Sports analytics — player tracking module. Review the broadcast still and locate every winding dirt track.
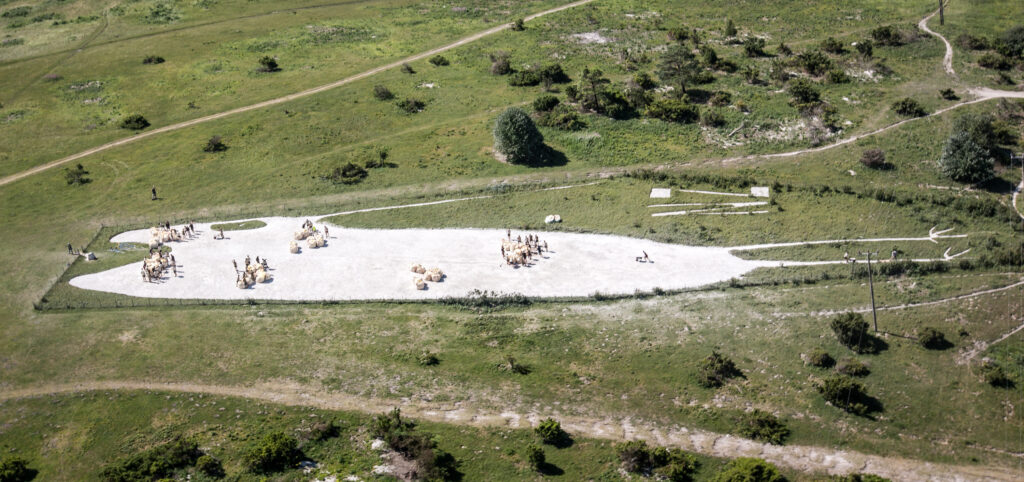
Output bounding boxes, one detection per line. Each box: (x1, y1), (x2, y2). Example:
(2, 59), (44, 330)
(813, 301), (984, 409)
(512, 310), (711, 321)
(0, 0), (596, 188)
(0, 381), (1018, 481)
(918, 1), (956, 77)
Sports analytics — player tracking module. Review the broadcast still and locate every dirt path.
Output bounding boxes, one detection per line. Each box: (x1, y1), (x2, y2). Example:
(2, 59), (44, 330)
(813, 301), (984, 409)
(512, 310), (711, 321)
(919, 2), (956, 78)
(0, 0), (596, 188)
(0, 381), (1017, 481)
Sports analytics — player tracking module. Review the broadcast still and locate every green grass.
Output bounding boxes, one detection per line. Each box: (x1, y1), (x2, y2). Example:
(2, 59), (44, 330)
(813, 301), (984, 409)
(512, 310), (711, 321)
(211, 219), (267, 231)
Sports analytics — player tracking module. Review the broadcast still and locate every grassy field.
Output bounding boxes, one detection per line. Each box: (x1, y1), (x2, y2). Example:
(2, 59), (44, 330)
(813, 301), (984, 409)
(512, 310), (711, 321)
(1, 1), (1022, 479)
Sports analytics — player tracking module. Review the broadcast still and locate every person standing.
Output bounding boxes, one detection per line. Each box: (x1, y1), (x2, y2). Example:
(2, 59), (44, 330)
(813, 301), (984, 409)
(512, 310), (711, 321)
(67, 243), (73, 254)
(151, 186), (157, 200)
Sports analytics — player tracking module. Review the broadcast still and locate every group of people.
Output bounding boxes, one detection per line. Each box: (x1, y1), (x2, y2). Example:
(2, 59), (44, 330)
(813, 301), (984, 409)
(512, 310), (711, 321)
(501, 230), (548, 267)
(140, 249), (176, 282)
(233, 255), (271, 288)
(842, 248), (899, 265)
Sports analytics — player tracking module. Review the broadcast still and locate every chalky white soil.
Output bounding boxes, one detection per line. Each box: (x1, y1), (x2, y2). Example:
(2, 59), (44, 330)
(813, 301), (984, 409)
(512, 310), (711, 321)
(70, 217), (779, 300)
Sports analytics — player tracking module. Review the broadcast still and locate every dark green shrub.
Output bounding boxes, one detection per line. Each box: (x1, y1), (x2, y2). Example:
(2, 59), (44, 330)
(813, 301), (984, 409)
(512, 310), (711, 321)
(2, 6), (31, 18)
(100, 437), (201, 481)
(538, 63), (570, 84)
(371, 409), (460, 481)
(532, 95), (560, 112)
(808, 348), (835, 368)
(632, 72), (657, 89)
(956, 33), (989, 50)
(616, 440), (651, 473)
(257, 56), (279, 72)
(701, 109), (725, 127)
(724, 19), (737, 37)
(195, 455), (225, 478)
(667, 28), (689, 42)
(736, 410), (790, 445)
(0, 457), (37, 482)
(373, 84), (393, 100)
(325, 162), (368, 184)
(830, 312), (871, 352)
(63, 163), (90, 186)
(709, 91), (732, 106)
(535, 418), (568, 445)
(998, 25), (1024, 59)
(510, 18), (525, 31)
(428, 55), (449, 66)
(244, 431), (300, 473)
(795, 50), (833, 76)
(980, 361), (1014, 387)
(203, 135), (227, 152)
(855, 40), (873, 57)
(826, 70), (850, 84)
(818, 376), (874, 415)
(400, 62), (415, 74)
(743, 37), (766, 57)
(397, 98), (425, 113)
(833, 474), (890, 482)
(645, 99), (699, 123)
(493, 107), (544, 164)
(143, 55), (165, 64)
(940, 88), (958, 100)
(418, 352), (439, 366)
(891, 97), (926, 117)
(917, 327), (949, 349)
(525, 444), (545, 470)
(776, 42), (792, 56)
(711, 458), (785, 482)
(978, 52), (1012, 70)
(119, 114), (150, 130)
(821, 37), (845, 54)
(859, 148), (887, 168)
(144, 2), (179, 24)
(836, 358), (870, 377)
(489, 53), (511, 75)
(499, 355), (530, 374)
(697, 351), (742, 388)
(700, 45), (719, 68)
(940, 130), (994, 183)
(508, 70), (541, 87)
(787, 78), (820, 104)
(871, 25), (902, 46)
(536, 105), (585, 131)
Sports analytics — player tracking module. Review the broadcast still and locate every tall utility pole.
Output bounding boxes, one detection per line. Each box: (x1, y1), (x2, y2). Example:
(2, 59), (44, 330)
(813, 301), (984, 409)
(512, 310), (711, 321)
(939, 0), (944, 26)
(860, 251), (879, 332)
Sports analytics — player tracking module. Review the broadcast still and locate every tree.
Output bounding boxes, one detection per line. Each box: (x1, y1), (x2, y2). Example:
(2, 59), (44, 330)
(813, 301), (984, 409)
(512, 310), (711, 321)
(951, 112), (999, 156)
(657, 45), (701, 96)
(120, 114), (149, 130)
(998, 25), (1024, 59)
(64, 163), (90, 185)
(711, 458), (786, 482)
(795, 50), (833, 76)
(855, 40), (873, 58)
(203, 135), (227, 152)
(743, 37), (766, 57)
(980, 361), (1014, 387)
(429, 55), (449, 66)
(787, 78), (820, 105)
(257, 56), (279, 72)
(697, 351), (742, 388)
(525, 444), (545, 471)
(940, 130), (995, 183)
(808, 348), (835, 368)
(373, 84), (394, 100)
(917, 327), (949, 349)
(493, 107), (544, 165)
(400, 62), (415, 74)
(859, 148), (887, 169)
(0, 457), (37, 482)
(396, 98), (425, 113)
(724, 19), (737, 37)
(891, 98), (927, 117)
(871, 25), (902, 46)
(195, 455), (225, 478)
(535, 418), (568, 445)
(244, 432), (300, 473)
(489, 52), (511, 75)
(831, 312), (870, 352)
(142, 55), (165, 64)
(818, 376), (874, 415)
(644, 99), (699, 123)
(510, 18), (525, 31)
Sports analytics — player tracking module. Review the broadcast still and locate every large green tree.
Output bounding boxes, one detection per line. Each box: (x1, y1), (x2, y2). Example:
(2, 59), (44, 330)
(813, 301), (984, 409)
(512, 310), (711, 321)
(493, 107), (545, 165)
(940, 130), (995, 183)
(657, 44), (701, 96)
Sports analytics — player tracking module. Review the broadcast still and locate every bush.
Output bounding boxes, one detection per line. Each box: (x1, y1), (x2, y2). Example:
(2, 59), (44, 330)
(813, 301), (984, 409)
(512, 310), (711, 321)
(855, 40), (873, 57)
(821, 37), (845, 54)
(418, 352), (439, 366)
(980, 361), (1014, 387)
(711, 458), (785, 482)
(776, 42), (792, 56)
(64, 163), (90, 186)
(1, 6), (31, 18)
(508, 70), (540, 87)
(939, 88), (958, 100)
(525, 444), (545, 470)
(833, 473), (890, 482)
(724, 18), (737, 37)
(700, 45), (719, 68)
(616, 440), (652, 473)
(510, 18), (525, 31)
(0, 457), (36, 482)
(859, 148), (886, 169)
(701, 109), (725, 127)
(257, 56), (279, 72)
(244, 432), (300, 473)
(373, 84), (393, 100)
(836, 358), (870, 377)
(808, 348), (835, 368)
(616, 440), (697, 479)
(891, 98), (926, 117)
(871, 25), (902, 46)
(917, 327), (948, 349)
(119, 114), (150, 130)
(538, 63), (570, 84)
(999, 25), (1024, 59)
(325, 162), (368, 184)
(535, 418), (568, 445)
(203, 135), (227, 152)
(371, 409), (460, 481)
(978, 52), (1012, 70)
(795, 50), (833, 76)
(697, 351), (742, 388)
(645, 99), (699, 123)
(195, 455), (225, 478)
(709, 91), (732, 107)
(428, 55), (449, 66)
(632, 72), (657, 90)
(100, 437), (201, 481)
(826, 70), (850, 84)
(536, 105), (586, 131)
(400, 62), (415, 74)
(940, 130), (995, 183)
(144, 2), (179, 24)
(396, 98), (425, 113)
(830, 312), (871, 352)
(817, 376), (873, 415)
(667, 28), (689, 42)
(743, 37), (766, 57)
(741, 65), (760, 84)
(489, 53), (511, 75)
(493, 107), (545, 165)
(532, 95), (560, 112)
(142, 55), (165, 64)
(787, 78), (820, 104)
(736, 410), (790, 445)
(956, 33), (989, 50)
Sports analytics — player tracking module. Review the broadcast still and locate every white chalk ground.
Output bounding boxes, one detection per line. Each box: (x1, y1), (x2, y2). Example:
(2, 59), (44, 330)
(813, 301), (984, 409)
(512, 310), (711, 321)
(649, 188), (671, 198)
(70, 217), (779, 301)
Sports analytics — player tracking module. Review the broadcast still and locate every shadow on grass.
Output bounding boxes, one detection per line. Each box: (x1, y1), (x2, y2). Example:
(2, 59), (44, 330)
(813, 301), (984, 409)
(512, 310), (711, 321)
(537, 462), (565, 476)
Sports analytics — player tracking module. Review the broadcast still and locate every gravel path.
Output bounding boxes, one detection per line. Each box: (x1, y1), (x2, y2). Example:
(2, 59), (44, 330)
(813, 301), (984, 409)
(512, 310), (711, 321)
(918, 1), (956, 78)
(0, 381), (1018, 481)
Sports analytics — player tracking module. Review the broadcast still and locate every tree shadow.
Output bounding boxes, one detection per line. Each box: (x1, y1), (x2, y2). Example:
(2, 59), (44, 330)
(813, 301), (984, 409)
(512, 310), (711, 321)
(526, 145), (568, 167)
(922, 338), (955, 351)
(684, 88), (712, 104)
(547, 432), (574, 449)
(537, 462), (565, 476)
(977, 176), (1015, 194)
(854, 334), (889, 355)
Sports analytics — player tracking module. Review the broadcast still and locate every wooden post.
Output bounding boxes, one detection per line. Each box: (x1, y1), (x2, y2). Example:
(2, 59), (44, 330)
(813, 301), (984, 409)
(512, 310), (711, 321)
(860, 252), (879, 332)
(939, 0), (944, 26)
